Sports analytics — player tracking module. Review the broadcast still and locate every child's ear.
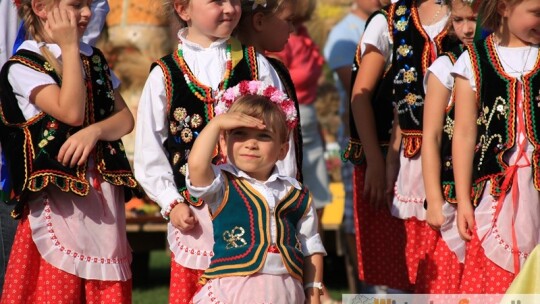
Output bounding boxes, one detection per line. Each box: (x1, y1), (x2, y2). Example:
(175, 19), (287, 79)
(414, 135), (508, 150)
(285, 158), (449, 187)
(32, 0), (48, 20)
(497, 0), (510, 18)
(252, 12), (267, 32)
(278, 141), (289, 160)
(174, 0), (191, 23)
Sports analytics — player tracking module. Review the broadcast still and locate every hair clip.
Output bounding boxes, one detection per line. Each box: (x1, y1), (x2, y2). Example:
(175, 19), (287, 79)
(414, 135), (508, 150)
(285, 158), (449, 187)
(249, 0), (267, 10)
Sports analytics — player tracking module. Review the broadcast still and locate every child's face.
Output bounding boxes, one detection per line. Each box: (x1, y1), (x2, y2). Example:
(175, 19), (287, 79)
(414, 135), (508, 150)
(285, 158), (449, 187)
(44, 0), (92, 38)
(257, 2), (295, 52)
(501, 0), (540, 46)
(224, 126), (289, 181)
(177, 0), (241, 47)
(451, 2), (477, 45)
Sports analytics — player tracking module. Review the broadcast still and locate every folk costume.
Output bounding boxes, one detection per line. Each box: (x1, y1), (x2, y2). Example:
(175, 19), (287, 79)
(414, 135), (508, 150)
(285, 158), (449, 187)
(414, 46), (466, 293)
(0, 41), (138, 303)
(452, 34), (540, 293)
(134, 28), (299, 302)
(343, 0), (456, 290)
(187, 163), (326, 304)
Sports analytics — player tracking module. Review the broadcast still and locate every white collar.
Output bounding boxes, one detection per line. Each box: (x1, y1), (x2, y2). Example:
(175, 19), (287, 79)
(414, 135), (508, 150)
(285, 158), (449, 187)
(18, 40), (93, 58)
(219, 163), (302, 190)
(176, 28), (229, 51)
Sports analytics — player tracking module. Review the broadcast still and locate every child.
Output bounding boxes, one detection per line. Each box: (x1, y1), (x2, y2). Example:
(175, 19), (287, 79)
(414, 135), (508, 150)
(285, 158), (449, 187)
(419, 0), (481, 293)
(186, 80), (326, 303)
(235, 0), (304, 182)
(452, 0), (540, 294)
(133, 0), (299, 302)
(0, 0), (138, 302)
(323, 0), (381, 293)
(344, 0), (456, 291)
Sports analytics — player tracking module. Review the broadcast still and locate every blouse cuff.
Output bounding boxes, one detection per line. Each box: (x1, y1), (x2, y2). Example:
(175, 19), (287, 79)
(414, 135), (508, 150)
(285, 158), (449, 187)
(301, 234), (327, 257)
(157, 187), (185, 220)
(185, 166), (224, 201)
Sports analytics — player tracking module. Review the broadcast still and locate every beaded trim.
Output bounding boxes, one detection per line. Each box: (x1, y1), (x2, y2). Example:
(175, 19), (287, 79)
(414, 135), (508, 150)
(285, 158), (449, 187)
(162, 197), (184, 220)
(176, 43), (233, 103)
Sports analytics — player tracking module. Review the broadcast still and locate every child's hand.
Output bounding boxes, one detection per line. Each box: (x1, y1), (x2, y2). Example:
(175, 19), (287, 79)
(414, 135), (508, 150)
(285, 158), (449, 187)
(212, 112), (265, 131)
(57, 126), (99, 167)
(457, 200), (474, 241)
(364, 158), (387, 209)
(169, 203), (198, 232)
(426, 199), (445, 230)
(45, 8), (79, 49)
(385, 152), (400, 206)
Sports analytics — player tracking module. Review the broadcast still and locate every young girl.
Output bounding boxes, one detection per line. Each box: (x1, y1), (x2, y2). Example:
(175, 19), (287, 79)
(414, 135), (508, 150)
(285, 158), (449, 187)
(419, 0), (480, 293)
(452, 0), (540, 294)
(133, 0), (298, 302)
(0, 0), (138, 302)
(186, 80), (325, 303)
(344, 0), (456, 291)
(235, 0), (304, 182)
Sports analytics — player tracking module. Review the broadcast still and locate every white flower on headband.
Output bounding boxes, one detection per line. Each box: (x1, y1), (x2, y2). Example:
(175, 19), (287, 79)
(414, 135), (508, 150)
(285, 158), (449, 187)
(215, 80), (298, 129)
(249, 0), (267, 10)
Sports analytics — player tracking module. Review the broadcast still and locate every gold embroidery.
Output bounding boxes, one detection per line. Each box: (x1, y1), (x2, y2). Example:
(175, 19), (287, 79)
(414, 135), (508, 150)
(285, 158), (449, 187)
(223, 226), (248, 249)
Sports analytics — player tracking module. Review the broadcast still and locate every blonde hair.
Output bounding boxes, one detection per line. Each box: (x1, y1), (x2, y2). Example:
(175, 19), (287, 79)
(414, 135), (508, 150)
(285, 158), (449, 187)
(18, 0), (64, 76)
(163, 0), (188, 28)
(227, 95), (289, 143)
(478, 0), (524, 32)
(292, 0), (315, 24)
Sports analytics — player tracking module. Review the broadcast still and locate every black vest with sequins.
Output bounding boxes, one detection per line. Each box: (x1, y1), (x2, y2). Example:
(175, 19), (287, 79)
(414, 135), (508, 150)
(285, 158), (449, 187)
(153, 41), (259, 206)
(0, 49), (138, 218)
(468, 35), (540, 205)
(391, 0), (456, 158)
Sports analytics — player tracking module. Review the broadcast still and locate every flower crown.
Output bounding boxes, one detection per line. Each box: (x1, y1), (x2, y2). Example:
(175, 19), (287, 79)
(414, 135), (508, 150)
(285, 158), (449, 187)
(215, 80), (298, 129)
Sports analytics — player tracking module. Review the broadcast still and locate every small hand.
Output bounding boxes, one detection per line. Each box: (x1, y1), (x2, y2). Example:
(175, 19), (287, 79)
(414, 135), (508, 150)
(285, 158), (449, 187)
(385, 154), (400, 207)
(212, 112), (266, 131)
(45, 7), (79, 49)
(457, 200), (474, 241)
(170, 203), (198, 232)
(426, 200), (445, 230)
(364, 159), (386, 209)
(57, 126), (99, 167)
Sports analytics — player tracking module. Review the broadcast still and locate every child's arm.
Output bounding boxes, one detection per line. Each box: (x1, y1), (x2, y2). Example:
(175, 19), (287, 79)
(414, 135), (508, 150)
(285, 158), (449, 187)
(33, 8), (86, 126)
(57, 89), (134, 167)
(385, 109), (401, 205)
(188, 113), (265, 187)
(452, 75), (477, 241)
(303, 253), (324, 304)
(350, 44), (387, 207)
(422, 73), (452, 229)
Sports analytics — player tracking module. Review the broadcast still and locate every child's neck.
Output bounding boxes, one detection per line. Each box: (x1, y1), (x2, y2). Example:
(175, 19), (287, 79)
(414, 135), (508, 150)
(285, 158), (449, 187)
(184, 29), (225, 48)
(496, 31), (536, 48)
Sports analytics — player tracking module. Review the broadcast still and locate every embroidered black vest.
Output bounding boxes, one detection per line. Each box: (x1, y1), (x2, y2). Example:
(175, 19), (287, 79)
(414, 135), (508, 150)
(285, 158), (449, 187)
(342, 8), (394, 165)
(468, 35), (540, 205)
(439, 45), (464, 203)
(203, 172), (310, 282)
(266, 56), (303, 183)
(391, 0), (456, 158)
(0, 49), (138, 218)
(153, 40), (259, 207)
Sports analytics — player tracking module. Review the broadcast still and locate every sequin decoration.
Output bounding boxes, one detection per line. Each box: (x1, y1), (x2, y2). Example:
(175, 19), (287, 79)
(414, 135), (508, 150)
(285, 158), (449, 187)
(223, 226), (248, 249)
(174, 107), (187, 122)
(191, 114), (202, 128)
(181, 128), (193, 143)
(173, 152), (181, 165)
(396, 5), (407, 16)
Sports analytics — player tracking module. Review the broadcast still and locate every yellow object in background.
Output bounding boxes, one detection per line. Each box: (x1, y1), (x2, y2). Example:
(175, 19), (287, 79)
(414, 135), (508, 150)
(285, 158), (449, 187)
(504, 245), (540, 295)
(321, 182), (345, 231)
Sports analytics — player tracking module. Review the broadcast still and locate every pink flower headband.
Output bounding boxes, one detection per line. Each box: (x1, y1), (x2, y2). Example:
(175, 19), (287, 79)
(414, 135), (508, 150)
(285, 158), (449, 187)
(215, 80), (298, 129)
